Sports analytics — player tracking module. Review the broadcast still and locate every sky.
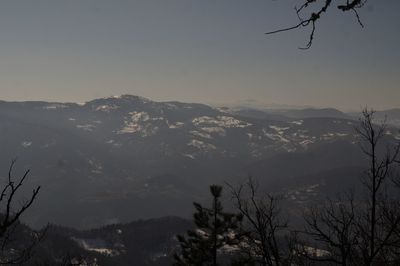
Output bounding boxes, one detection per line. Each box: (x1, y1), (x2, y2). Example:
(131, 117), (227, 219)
(0, 0), (399, 110)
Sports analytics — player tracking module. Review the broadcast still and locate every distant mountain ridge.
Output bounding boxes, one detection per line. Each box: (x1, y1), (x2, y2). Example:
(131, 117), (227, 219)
(219, 103), (400, 127)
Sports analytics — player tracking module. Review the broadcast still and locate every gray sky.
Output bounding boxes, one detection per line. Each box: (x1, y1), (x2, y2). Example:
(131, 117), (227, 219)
(0, 0), (399, 110)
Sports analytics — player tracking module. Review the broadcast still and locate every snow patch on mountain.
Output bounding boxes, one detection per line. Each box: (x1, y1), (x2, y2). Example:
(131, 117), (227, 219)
(77, 124), (96, 131)
(118, 111), (160, 136)
(72, 237), (121, 257)
(263, 127), (291, 143)
(183, 153), (196, 159)
(21, 141), (32, 148)
(95, 104), (120, 113)
(131, 111), (150, 122)
(188, 139), (216, 151)
(269, 125), (290, 133)
(299, 139), (314, 148)
(290, 120), (303, 125)
(265, 133), (290, 143)
(111, 94), (151, 103)
(190, 131), (212, 139)
(168, 121), (184, 129)
(192, 116), (251, 128)
(321, 132), (348, 140)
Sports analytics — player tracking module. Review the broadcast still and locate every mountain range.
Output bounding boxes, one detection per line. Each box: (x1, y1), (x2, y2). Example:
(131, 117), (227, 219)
(0, 95), (399, 229)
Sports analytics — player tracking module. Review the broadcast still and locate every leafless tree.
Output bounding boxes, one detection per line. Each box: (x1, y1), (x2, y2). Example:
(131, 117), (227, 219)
(298, 109), (400, 265)
(266, 0), (368, 49)
(0, 159), (42, 265)
(353, 109), (400, 265)
(228, 178), (294, 266)
(298, 192), (359, 265)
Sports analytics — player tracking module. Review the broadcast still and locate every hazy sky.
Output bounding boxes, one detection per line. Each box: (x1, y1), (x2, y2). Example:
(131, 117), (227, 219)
(0, 0), (399, 110)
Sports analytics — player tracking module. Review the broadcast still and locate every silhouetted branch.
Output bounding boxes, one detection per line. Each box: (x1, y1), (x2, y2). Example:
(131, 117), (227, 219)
(299, 192), (359, 265)
(228, 177), (293, 266)
(266, 0), (367, 49)
(0, 159), (42, 264)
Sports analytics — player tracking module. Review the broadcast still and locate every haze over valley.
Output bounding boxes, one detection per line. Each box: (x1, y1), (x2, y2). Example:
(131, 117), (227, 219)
(1, 95), (398, 228)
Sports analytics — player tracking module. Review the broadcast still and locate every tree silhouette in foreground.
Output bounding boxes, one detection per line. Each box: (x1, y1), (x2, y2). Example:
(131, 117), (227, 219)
(299, 109), (400, 265)
(354, 109), (400, 265)
(299, 192), (359, 265)
(266, 0), (367, 49)
(175, 109), (400, 265)
(174, 185), (243, 266)
(0, 159), (42, 264)
(229, 178), (295, 266)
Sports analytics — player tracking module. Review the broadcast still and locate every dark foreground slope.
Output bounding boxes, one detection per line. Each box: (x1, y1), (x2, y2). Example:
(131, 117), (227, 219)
(23, 217), (191, 266)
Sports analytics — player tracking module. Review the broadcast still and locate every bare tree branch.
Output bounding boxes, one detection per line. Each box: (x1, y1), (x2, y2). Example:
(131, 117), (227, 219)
(0, 159), (42, 265)
(266, 0), (368, 49)
(228, 177), (293, 266)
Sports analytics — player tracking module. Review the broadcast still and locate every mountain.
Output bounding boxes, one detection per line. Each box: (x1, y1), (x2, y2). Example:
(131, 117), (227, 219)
(220, 106), (352, 120)
(0, 95), (398, 229)
(274, 107), (351, 119)
(218, 107), (291, 121)
(349, 108), (400, 127)
(13, 217), (191, 266)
